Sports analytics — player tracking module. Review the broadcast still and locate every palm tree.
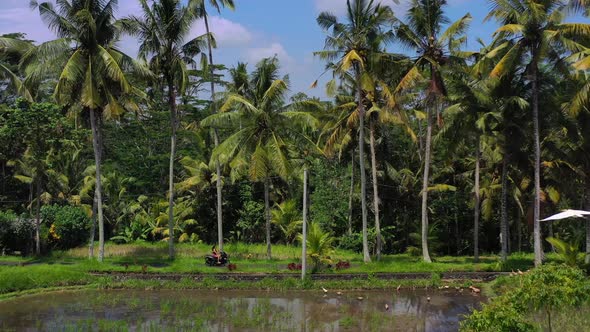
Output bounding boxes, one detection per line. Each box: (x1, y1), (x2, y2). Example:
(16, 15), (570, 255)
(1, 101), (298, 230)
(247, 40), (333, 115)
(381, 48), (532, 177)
(194, 0), (235, 254)
(396, 0), (471, 262)
(0, 36), (33, 101)
(486, 0), (590, 266)
(201, 57), (318, 260)
(28, 0), (138, 262)
(121, 0), (207, 259)
(315, 0), (395, 263)
(564, 57), (590, 264)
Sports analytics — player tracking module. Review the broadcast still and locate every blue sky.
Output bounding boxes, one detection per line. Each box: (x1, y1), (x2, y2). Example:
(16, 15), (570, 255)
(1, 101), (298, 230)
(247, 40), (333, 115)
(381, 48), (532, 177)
(0, 0), (583, 99)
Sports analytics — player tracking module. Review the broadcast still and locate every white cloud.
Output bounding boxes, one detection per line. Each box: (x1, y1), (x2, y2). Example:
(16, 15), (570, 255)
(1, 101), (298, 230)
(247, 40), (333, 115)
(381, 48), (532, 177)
(190, 16), (252, 47)
(245, 42), (295, 67)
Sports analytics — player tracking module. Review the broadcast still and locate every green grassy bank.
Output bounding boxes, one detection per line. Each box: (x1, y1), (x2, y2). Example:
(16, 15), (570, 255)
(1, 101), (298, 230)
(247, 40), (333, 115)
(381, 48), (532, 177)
(0, 242), (558, 299)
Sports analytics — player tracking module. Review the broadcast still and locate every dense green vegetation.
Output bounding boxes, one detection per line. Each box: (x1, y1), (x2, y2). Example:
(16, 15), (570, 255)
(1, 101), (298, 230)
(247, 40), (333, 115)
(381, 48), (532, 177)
(1, 0), (590, 286)
(461, 264), (590, 331)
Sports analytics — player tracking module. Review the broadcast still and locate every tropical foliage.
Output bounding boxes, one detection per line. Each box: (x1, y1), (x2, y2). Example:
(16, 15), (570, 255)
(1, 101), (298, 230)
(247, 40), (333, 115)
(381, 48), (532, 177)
(0, 0), (589, 272)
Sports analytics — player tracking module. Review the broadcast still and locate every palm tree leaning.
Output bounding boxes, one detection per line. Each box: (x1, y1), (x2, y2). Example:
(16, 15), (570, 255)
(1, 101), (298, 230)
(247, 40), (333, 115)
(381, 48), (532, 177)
(315, 0), (395, 263)
(486, 0), (590, 266)
(28, 0), (138, 262)
(194, 0), (235, 253)
(122, 0), (207, 259)
(396, 0), (471, 263)
(202, 57), (318, 260)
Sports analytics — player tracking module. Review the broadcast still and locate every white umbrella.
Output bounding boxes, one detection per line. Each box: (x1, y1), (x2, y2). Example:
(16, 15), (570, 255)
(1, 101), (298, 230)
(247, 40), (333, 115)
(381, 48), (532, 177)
(540, 209), (590, 221)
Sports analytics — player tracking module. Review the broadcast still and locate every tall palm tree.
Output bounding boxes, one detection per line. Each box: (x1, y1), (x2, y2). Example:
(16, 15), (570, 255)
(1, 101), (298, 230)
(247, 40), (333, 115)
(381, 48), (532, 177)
(486, 0), (590, 266)
(28, 0), (138, 262)
(121, 0), (207, 259)
(202, 57), (318, 259)
(396, 0), (471, 262)
(194, 0), (235, 253)
(315, 0), (395, 263)
(564, 58), (590, 264)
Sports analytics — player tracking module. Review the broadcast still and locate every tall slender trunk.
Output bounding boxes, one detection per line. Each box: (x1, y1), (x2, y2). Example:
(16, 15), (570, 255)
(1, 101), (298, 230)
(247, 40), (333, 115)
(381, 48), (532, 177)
(204, 12), (224, 252)
(301, 168), (308, 280)
(348, 149), (354, 236)
(369, 119), (381, 260)
(531, 59), (543, 267)
(89, 108), (105, 262)
(500, 154), (509, 261)
(1, 162), (5, 196)
(167, 78), (177, 260)
(264, 177), (272, 260)
(474, 135), (481, 262)
(517, 207), (522, 252)
(585, 178), (590, 264)
(418, 119), (424, 161)
(421, 107), (433, 263)
(355, 64), (371, 263)
(89, 188), (97, 258)
(35, 177), (41, 255)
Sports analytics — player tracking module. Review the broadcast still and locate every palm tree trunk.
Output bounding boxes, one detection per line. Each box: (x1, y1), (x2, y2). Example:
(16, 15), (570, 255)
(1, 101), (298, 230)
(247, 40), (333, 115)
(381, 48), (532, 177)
(369, 119), (381, 260)
(517, 207), (522, 252)
(35, 177), (41, 255)
(89, 108), (105, 262)
(585, 178), (590, 264)
(421, 108), (433, 263)
(355, 65), (371, 263)
(89, 188), (97, 258)
(264, 177), (272, 260)
(531, 61), (543, 267)
(348, 149), (354, 236)
(167, 78), (178, 260)
(301, 167), (308, 280)
(204, 12), (224, 252)
(500, 154), (509, 261)
(474, 134), (481, 262)
(89, 118), (102, 259)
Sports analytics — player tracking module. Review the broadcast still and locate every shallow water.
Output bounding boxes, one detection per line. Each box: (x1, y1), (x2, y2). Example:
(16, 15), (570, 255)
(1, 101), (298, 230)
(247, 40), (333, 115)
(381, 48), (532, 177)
(0, 289), (483, 331)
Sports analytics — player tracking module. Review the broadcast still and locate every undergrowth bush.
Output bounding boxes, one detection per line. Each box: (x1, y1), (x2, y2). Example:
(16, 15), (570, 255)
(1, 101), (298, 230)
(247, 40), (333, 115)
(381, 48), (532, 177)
(42, 205), (90, 250)
(461, 264), (590, 332)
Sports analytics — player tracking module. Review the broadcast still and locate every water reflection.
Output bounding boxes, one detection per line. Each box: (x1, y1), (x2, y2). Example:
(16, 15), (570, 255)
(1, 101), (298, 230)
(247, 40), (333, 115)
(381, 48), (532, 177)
(0, 289), (483, 331)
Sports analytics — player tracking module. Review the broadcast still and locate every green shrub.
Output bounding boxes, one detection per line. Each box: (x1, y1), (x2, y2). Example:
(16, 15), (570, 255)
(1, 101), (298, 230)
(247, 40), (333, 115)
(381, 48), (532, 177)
(337, 233), (362, 252)
(42, 205), (90, 250)
(461, 298), (535, 332)
(0, 211), (34, 254)
(461, 264), (590, 332)
(0, 210), (17, 252)
(405, 246), (421, 257)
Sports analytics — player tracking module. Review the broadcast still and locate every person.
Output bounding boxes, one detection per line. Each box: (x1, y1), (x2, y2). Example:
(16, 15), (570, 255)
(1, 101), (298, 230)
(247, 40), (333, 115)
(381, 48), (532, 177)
(212, 245), (221, 264)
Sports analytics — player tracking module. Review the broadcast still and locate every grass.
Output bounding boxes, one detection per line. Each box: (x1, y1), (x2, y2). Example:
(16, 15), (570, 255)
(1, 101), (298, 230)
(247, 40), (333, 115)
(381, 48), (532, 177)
(0, 241), (560, 298)
(42, 241), (542, 274)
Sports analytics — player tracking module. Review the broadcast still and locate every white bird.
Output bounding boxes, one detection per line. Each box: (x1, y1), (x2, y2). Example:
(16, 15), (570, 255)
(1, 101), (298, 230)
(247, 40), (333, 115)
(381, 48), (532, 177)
(322, 287), (328, 293)
(540, 209), (590, 221)
(385, 303), (389, 311)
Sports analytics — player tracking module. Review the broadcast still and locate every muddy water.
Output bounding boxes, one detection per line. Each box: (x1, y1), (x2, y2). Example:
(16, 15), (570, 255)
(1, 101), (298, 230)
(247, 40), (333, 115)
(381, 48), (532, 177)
(0, 289), (483, 331)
